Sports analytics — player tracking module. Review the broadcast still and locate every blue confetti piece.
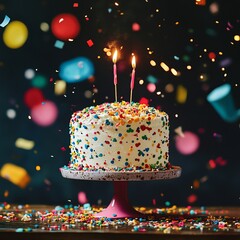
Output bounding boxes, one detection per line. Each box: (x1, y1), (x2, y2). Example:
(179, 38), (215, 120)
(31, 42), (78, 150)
(54, 40), (65, 49)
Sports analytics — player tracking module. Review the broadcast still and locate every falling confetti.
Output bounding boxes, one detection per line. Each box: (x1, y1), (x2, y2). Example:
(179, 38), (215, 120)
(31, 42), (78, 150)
(176, 85), (187, 104)
(87, 39), (94, 47)
(54, 80), (66, 95)
(78, 191), (88, 204)
(15, 138), (35, 150)
(54, 40), (65, 49)
(0, 163), (31, 188)
(0, 15), (10, 27)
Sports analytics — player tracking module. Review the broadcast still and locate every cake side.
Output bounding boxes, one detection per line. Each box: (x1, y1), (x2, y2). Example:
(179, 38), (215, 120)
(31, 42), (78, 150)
(68, 101), (169, 171)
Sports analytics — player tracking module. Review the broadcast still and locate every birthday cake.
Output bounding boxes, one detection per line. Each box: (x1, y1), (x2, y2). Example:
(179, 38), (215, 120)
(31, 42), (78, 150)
(68, 101), (170, 171)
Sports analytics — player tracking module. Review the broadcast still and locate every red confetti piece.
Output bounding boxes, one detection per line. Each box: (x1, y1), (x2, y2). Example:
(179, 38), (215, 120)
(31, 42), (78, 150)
(198, 128), (205, 134)
(139, 97), (149, 105)
(187, 194), (198, 204)
(208, 52), (216, 60)
(132, 22), (140, 31)
(208, 157), (227, 169)
(208, 159), (216, 169)
(87, 39), (94, 47)
(215, 156), (227, 166)
(24, 88), (45, 109)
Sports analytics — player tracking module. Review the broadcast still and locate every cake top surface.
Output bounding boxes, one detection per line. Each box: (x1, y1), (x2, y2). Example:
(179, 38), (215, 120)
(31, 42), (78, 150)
(71, 101), (168, 126)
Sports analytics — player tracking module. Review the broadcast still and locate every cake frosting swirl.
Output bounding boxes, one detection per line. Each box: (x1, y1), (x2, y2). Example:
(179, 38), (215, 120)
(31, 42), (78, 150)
(68, 101), (169, 171)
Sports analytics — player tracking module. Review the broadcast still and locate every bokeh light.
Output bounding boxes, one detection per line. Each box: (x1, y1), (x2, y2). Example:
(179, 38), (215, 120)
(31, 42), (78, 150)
(24, 69), (35, 79)
(3, 21), (28, 49)
(147, 83), (156, 92)
(30, 100), (58, 127)
(6, 109), (16, 119)
(187, 194), (198, 204)
(51, 13), (80, 40)
(31, 74), (48, 88)
(175, 131), (200, 155)
(24, 88), (45, 109)
(54, 80), (67, 95)
(132, 22), (140, 31)
(59, 57), (94, 83)
(40, 22), (49, 32)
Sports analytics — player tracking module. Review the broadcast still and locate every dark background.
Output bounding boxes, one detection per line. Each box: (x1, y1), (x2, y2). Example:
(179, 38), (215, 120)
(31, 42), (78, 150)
(0, 0), (239, 207)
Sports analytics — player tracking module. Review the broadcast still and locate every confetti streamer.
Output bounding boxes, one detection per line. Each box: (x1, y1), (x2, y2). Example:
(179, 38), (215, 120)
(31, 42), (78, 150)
(0, 15), (10, 27)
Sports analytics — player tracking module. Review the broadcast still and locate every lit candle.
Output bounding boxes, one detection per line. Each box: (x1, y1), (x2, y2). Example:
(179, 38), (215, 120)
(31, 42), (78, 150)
(113, 50), (118, 102)
(130, 55), (136, 103)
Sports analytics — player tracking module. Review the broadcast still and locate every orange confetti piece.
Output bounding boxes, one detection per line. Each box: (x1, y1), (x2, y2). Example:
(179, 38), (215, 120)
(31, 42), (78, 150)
(195, 0), (206, 6)
(0, 163), (31, 188)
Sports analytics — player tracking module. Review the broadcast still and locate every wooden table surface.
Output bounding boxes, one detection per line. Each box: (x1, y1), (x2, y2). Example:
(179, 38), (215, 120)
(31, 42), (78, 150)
(0, 204), (239, 240)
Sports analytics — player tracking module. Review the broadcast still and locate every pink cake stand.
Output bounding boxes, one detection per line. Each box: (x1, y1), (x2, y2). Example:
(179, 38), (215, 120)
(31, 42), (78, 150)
(60, 166), (181, 219)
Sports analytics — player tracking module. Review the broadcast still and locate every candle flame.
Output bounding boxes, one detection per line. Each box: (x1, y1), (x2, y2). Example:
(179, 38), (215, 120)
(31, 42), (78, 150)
(112, 50), (118, 63)
(131, 55), (136, 68)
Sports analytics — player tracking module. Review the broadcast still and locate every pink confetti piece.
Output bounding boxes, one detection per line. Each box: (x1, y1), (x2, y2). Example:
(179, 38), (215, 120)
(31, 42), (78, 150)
(227, 21), (234, 29)
(78, 191), (88, 204)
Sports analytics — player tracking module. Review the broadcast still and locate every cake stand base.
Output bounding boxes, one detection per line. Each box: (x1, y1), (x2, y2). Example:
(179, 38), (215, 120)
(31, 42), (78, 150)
(60, 166), (181, 219)
(95, 181), (144, 218)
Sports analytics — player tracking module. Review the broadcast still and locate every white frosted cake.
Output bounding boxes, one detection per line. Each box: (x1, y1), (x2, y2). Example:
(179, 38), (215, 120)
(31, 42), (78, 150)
(68, 101), (170, 171)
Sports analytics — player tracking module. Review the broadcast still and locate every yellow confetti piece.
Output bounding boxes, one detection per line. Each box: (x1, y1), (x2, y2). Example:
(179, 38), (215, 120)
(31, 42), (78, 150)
(160, 62), (170, 72)
(15, 138), (35, 150)
(0, 163), (31, 188)
(176, 84), (187, 104)
(150, 60), (156, 66)
(36, 165), (41, 171)
(171, 68), (178, 76)
(54, 80), (66, 95)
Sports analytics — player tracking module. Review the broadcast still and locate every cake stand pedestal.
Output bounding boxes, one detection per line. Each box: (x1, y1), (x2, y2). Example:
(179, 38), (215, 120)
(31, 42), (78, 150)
(60, 166), (181, 219)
